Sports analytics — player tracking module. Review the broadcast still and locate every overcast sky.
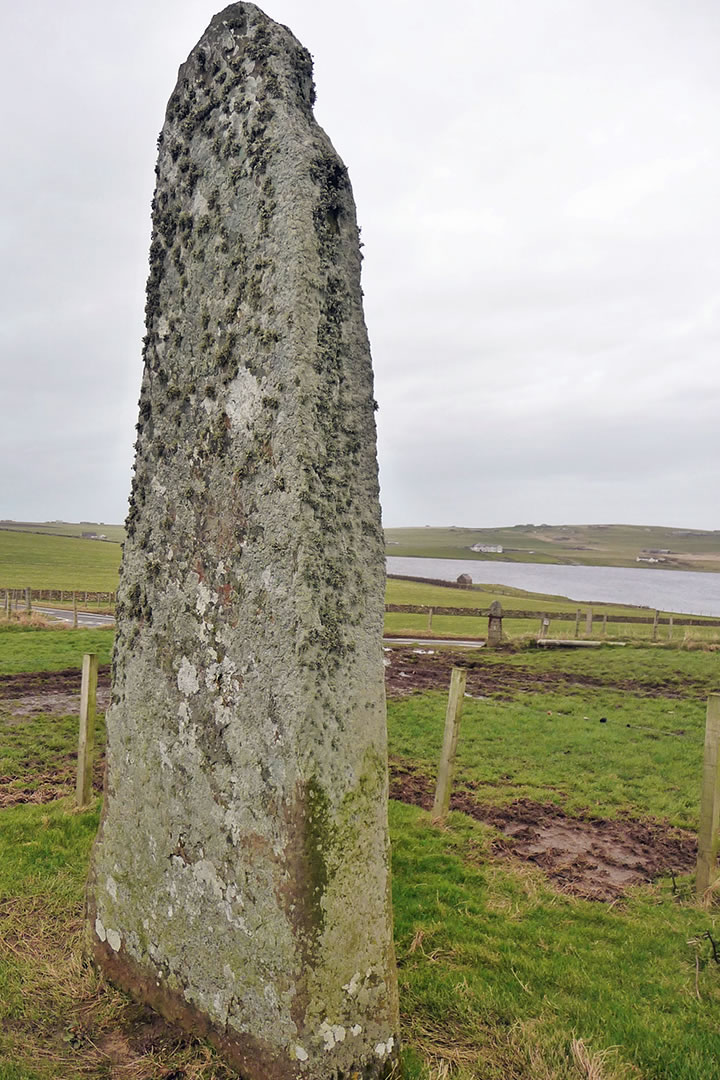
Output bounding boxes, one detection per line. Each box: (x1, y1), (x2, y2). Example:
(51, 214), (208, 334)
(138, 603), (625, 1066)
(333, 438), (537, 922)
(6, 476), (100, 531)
(2, 0), (718, 529)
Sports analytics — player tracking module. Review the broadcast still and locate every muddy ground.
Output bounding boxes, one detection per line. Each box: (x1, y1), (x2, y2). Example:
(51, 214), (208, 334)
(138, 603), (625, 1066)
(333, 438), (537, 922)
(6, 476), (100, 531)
(0, 656), (698, 900)
(389, 761), (696, 901)
(383, 645), (705, 700)
(0, 665), (112, 716)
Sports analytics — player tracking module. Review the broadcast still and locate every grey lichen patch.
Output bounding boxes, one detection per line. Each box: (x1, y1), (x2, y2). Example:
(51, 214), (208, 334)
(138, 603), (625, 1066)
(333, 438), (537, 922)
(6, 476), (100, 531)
(86, 4), (398, 1079)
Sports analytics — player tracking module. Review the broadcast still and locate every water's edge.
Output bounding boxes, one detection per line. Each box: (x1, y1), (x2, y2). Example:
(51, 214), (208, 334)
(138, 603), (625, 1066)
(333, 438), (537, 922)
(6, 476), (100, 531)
(386, 556), (720, 618)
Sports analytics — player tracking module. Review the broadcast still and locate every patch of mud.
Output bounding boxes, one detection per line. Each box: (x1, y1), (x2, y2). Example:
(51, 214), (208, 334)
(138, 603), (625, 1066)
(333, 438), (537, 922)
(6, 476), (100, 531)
(0, 756), (105, 808)
(383, 646), (704, 699)
(0, 666), (111, 718)
(389, 762), (696, 901)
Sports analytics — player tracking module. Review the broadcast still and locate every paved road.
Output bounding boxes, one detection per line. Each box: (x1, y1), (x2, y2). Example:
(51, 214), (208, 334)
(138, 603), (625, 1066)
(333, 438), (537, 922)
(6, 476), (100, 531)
(33, 606), (115, 629)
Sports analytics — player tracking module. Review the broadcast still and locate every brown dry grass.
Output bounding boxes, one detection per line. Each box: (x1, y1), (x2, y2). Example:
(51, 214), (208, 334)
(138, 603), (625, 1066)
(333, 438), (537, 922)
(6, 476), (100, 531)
(0, 894), (235, 1080)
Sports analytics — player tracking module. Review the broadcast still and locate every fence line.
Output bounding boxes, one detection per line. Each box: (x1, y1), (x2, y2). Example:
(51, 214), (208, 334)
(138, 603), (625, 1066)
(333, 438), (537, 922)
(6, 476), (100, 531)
(384, 603), (720, 629)
(1, 588), (116, 604)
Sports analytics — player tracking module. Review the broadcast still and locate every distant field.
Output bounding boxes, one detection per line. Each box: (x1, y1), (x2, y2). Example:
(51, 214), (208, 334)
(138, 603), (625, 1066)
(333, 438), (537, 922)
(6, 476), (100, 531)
(0, 530), (122, 591)
(0, 520), (125, 543)
(384, 577), (720, 643)
(385, 523), (720, 573)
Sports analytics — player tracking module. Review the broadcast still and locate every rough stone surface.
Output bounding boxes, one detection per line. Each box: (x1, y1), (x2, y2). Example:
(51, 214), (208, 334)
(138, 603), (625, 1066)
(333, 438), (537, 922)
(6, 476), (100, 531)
(85, 5), (399, 1077)
(487, 600), (504, 646)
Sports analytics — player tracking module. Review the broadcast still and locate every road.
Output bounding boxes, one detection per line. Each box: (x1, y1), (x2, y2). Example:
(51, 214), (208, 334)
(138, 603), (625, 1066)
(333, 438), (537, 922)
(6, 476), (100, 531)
(32, 610), (487, 648)
(32, 606), (115, 629)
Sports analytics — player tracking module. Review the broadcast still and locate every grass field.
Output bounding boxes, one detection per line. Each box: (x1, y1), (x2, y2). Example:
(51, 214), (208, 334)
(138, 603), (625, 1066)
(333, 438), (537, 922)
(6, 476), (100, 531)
(386, 523), (720, 573)
(0, 520), (125, 543)
(0, 530), (122, 591)
(385, 578), (720, 645)
(2, 631), (720, 1077)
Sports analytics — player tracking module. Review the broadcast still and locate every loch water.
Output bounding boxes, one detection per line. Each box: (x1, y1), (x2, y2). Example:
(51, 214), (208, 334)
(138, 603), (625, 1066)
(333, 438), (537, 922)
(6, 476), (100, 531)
(386, 556), (720, 618)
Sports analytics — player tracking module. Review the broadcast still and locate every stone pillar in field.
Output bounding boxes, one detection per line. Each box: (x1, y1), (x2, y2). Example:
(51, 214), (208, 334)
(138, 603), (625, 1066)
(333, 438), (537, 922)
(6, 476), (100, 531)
(487, 600), (503, 646)
(85, 5), (399, 1078)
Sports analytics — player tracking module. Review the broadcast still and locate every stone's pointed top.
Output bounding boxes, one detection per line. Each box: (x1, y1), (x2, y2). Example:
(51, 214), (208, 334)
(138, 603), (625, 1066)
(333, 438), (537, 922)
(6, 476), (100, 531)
(168, 1), (316, 126)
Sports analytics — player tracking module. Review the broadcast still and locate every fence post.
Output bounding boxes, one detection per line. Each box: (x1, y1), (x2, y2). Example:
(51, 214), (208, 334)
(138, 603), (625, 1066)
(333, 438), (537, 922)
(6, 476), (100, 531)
(652, 610), (659, 641)
(4, 590), (8, 618)
(427, 607), (433, 632)
(696, 695), (720, 899)
(432, 666), (467, 822)
(25, 587), (31, 613)
(585, 609), (593, 636)
(668, 615), (673, 641)
(574, 609), (581, 638)
(602, 614), (608, 637)
(76, 653), (98, 808)
(539, 616), (550, 639)
(487, 601), (503, 647)
(73, 592), (78, 629)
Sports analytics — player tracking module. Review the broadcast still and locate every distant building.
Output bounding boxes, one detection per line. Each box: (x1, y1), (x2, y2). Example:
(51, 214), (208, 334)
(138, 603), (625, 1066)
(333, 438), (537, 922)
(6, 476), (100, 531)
(636, 556), (665, 564)
(470, 544), (503, 553)
(81, 532), (98, 539)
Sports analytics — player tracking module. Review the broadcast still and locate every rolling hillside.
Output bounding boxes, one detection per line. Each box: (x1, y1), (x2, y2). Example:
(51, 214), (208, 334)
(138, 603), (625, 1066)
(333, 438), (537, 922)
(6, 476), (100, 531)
(385, 523), (720, 573)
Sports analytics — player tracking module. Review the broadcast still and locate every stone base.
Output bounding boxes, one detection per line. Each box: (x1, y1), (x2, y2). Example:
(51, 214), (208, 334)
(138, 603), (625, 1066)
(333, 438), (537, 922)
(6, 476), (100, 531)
(87, 916), (401, 1080)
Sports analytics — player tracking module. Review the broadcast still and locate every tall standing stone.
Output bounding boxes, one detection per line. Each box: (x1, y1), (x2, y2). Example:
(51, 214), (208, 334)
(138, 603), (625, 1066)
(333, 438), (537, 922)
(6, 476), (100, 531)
(86, 5), (399, 1077)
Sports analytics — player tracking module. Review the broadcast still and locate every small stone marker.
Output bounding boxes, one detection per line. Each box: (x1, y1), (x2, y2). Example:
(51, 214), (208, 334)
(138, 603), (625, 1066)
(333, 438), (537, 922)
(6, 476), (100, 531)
(487, 600), (503, 646)
(86, 6), (399, 1078)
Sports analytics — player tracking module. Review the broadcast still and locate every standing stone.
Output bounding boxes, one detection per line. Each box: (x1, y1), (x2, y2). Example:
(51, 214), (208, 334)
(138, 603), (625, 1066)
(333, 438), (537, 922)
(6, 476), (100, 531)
(487, 601), (503, 646)
(86, 5), (399, 1077)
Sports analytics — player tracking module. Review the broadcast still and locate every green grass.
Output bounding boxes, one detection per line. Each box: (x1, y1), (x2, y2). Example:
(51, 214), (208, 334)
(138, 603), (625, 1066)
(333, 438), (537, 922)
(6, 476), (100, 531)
(3, 640), (720, 1076)
(389, 689), (705, 827)
(392, 803), (720, 1080)
(0, 629), (113, 675)
(385, 577), (720, 645)
(386, 523), (720, 573)
(0, 531), (122, 591)
(0, 712), (105, 798)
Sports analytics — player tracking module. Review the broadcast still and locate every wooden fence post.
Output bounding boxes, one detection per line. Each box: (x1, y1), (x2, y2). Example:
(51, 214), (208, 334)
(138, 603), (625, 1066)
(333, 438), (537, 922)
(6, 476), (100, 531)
(76, 653), (98, 808)
(539, 616), (550, 639)
(602, 614), (608, 637)
(652, 610), (659, 641)
(668, 615), (673, 641)
(585, 609), (593, 636)
(432, 666), (467, 822)
(574, 609), (581, 638)
(427, 607), (433, 632)
(25, 587), (31, 613)
(4, 590), (8, 618)
(697, 695), (720, 900)
(73, 592), (78, 629)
